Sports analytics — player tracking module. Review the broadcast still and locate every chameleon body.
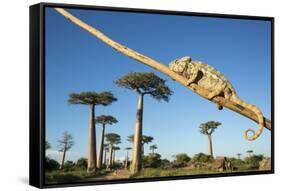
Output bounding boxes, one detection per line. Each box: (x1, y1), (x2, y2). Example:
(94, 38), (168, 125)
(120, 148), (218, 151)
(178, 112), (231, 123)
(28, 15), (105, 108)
(169, 56), (264, 141)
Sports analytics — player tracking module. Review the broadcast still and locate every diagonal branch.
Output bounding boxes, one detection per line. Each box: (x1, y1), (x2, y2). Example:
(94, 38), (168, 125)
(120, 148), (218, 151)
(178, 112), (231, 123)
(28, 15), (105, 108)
(54, 8), (271, 131)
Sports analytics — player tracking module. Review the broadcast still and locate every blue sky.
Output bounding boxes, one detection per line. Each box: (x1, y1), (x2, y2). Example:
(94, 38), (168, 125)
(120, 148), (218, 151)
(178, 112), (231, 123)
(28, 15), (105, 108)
(45, 7), (271, 162)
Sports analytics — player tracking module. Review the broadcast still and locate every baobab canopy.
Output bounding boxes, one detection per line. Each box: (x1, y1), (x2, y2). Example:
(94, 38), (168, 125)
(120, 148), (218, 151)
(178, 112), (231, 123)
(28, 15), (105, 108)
(68, 91), (117, 106)
(115, 72), (173, 101)
(96, 115), (118, 125)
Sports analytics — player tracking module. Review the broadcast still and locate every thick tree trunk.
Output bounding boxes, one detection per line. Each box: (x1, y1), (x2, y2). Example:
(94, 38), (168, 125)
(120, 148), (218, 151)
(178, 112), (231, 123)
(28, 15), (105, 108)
(59, 148), (66, 170)
(208, 134), (213, 157)
(97, 124), (105, 169)
(104, 149), (107, 166)
(109, 144), (113, 167)
(131, 93), (144, 174)
(113, 150), (115, 164)
(125, 150), (129, 168)
(54, 8), (271, 131)
(88, 104), (97, 173)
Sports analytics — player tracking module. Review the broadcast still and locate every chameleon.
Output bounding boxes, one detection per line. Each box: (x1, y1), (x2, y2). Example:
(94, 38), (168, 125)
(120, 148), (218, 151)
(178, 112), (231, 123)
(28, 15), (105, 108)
(169, 56), (264, 141)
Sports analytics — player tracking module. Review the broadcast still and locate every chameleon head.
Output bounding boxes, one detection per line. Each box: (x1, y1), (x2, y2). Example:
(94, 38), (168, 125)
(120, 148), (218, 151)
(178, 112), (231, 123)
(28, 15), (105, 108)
(179, 56), (192, 63)
(169, 56), (192, 74)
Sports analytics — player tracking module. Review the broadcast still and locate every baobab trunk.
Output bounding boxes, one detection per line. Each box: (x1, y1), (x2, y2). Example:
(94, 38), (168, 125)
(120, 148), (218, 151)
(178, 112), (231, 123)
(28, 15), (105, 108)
(113, 150), (115, 164)
(104, 149), (107, 166)
(131, 93), (143, 173)
(59, 147), (66, 170)
(88, 104), (97, 173)
(208, 134), (213, 157)
(109, 144), (113, 167)
(125, 150), (129, 168)
(97, 124), (105, 169)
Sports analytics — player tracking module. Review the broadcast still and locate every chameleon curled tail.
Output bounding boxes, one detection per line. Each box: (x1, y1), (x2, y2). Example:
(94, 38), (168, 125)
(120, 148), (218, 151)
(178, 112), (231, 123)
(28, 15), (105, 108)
(231, 95), (264, 141)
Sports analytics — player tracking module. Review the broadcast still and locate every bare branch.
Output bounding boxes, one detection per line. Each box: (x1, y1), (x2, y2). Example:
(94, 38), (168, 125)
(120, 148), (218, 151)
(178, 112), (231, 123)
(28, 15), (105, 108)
(54, 8), (271, 131)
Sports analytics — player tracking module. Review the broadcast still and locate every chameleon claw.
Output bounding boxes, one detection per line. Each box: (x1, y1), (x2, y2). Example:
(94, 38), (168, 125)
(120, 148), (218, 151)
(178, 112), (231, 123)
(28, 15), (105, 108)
(217, 104), (223, 110)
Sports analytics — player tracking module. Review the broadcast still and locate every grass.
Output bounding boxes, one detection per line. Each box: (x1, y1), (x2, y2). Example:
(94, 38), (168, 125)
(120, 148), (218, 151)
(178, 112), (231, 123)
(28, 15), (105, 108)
(45, 169), (107, 184)
(130, 167), (240, 178)
(46, 166), (262, 183)
(46, 167), (218, 183)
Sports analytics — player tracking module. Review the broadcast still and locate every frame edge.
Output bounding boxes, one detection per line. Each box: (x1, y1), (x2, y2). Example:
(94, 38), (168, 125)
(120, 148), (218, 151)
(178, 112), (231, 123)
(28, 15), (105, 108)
(29, 3), (43, 188)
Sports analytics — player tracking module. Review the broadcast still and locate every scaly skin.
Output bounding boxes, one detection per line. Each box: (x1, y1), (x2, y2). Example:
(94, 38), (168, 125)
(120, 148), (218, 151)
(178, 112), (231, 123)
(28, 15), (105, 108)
(169, 56), (264, 141)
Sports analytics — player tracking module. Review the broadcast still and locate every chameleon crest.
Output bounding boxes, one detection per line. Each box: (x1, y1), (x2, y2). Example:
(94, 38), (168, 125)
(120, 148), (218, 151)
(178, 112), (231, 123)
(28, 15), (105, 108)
(169, 56), (264, 141)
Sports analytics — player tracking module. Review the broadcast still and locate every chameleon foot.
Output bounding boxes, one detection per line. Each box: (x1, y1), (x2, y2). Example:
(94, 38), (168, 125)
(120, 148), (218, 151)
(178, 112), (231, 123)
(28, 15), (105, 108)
(217, 104), (223, 110)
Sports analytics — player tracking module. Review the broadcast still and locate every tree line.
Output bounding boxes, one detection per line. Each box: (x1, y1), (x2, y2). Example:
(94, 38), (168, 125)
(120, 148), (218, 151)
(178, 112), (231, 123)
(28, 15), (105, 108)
(46, 132), (157, 171)
(46, 135), (266, 174)
(63, 72), (172, 174)
(45, 71), (268, 175)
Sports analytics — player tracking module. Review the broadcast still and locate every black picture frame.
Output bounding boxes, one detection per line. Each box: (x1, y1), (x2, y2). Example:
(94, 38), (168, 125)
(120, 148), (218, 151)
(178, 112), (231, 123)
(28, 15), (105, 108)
(30, 2), (274, 188)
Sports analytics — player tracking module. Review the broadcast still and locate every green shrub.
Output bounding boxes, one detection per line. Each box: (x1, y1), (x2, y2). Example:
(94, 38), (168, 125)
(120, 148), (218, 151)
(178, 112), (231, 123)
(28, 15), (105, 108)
(161, 159), (171, 169)
(142, 153), (162, 168)
(175, 153), (191, 163)
(244, 155), (264, 170)
(192, 153), (214, 163)
(170, 153), (191, 168)
(45, 157), (60, 171)
(192, 153), (214, 168)
(76, 158), (87, 170)
(62, 161), (76, 171)
(228, 157), (247, 170)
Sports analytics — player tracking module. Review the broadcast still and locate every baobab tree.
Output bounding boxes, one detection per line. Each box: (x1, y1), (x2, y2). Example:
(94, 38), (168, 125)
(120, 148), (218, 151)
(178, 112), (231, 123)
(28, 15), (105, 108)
(105, 133), (121, 167)
(142, 135), (154, 155)
(124, 147), (132, 168)
(112, 146), (121, 164)
(68, 91), (117, 173)
(127, 134), (154, 155)
(237, 153), (242, 159)
(149, 144), (158, 154)
(103, 143), (109, 166)
(96, 115), (118, 169)
(199, 121), (221, 157)
(57, 131), (74, 170)
(247, 150), (254, 157)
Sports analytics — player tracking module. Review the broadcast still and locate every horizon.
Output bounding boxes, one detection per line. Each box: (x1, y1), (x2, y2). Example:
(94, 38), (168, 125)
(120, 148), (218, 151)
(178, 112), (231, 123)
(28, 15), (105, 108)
(45, 7), (271, 163)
